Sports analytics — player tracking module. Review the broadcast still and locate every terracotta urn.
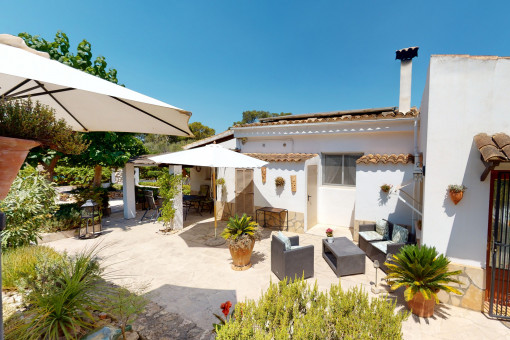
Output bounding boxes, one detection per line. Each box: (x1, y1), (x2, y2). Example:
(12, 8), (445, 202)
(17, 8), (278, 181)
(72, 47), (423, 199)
(0, 136), (40, 200)
(407, 291), (436, 318)
(449, 191), (464, 205)
(229, 238), (255, 271)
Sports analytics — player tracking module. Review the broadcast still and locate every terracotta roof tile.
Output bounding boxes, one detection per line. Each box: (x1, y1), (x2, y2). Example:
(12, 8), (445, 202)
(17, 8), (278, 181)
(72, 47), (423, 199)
(474, 133), (510, 162)
(356, 154), (414, 165)
(234, 107), (419, 128)
(243, 153), (318, 162)
(183, 129), (234, 150)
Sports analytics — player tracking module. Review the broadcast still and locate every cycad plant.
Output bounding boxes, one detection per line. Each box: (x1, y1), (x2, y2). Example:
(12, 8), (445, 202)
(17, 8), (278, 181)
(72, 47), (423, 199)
(385, 245), (463, 303)
(221, 214), (260, 248)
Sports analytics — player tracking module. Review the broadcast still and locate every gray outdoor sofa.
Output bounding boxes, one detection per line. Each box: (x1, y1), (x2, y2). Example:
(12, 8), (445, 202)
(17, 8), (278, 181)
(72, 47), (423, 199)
(271, 235), (314, 281)
(358, 220), (415, 272)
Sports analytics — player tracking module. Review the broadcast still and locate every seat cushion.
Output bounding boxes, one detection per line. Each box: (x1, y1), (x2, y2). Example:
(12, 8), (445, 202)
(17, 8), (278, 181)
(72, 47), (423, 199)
(359, 231), (384, 242)
(392, 224), (409, 244)
(290, 245), (303, 250)
(372, 240), (393, 254)
(277, 231), (292, 250)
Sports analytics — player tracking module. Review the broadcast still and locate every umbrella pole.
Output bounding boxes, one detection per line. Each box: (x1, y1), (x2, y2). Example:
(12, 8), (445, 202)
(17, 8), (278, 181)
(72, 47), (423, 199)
(213, 167), (217, 237)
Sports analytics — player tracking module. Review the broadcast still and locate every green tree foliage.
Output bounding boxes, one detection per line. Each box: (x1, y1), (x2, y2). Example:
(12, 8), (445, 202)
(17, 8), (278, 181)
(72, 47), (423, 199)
(233, 110), (292, 126)
(19, 31), (118, 83)
(19, 31), (145, 185)
(189, 121), (215, 140)
(216, 278), (408, 339)
(0, 166), (59, 250)
(142, 121), (216, 154)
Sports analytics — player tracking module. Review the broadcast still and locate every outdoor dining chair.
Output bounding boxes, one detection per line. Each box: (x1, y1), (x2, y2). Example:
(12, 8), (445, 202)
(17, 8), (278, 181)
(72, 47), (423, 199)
(141, 190), (162, 222)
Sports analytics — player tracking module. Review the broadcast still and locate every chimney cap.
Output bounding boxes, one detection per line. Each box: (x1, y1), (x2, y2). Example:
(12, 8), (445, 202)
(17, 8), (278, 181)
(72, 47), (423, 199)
(396, 46), (419, 61)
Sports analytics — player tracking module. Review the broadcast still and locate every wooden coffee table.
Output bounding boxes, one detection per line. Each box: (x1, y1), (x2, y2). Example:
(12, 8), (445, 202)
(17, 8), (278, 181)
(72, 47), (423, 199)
(322, 237), (366, 277)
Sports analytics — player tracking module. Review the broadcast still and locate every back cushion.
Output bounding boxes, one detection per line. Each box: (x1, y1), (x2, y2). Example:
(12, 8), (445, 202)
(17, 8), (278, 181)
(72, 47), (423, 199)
(277, 231), (292, 250)
(375, 219), (387, 236)
(392, 225), (409, 244)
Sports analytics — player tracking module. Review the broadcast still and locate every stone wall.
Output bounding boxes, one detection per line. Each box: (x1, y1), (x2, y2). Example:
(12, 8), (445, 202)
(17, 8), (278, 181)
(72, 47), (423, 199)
(215, 202), (305, 233)
(437, 263), (485, 311)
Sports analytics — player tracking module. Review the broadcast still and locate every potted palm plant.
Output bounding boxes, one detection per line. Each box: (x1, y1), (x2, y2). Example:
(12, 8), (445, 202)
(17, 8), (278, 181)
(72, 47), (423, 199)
(385, 245), (463, 318)
(221, 214), (261, 271)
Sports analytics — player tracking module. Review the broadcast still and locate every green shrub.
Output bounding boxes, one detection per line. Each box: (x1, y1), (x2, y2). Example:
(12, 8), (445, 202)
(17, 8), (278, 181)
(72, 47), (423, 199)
(138, 166), (166, 180)
(113, 183), (123, 191)
(216, 279), (408, 339)
(157, 173), (183, 227)
(183, 184), (191, 195)
(74, 186), (109, 213)
(53, 166), (112, 186)
(0, 166), (59, 250)
(2, 246), (62, 290)
(138, 181), (159, 187)
(43, 203), (82, 233)
(6, 246), (104, 340)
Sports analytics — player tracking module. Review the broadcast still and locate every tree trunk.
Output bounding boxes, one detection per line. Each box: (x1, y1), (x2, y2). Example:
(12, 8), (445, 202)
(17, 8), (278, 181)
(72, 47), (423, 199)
(93, 165), (102, 187)
(43, 155), (60, 182)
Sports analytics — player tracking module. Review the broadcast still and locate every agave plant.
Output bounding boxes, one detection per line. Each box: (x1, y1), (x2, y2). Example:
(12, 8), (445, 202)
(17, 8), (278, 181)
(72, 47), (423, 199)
(385, 245), (463, 303)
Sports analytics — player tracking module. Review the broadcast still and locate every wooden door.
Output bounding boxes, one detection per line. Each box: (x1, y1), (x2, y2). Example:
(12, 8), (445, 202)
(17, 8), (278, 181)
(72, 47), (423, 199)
(487, 171), (510, 318)
(235, 169), (254, 217)
(307, 165), (318, 230)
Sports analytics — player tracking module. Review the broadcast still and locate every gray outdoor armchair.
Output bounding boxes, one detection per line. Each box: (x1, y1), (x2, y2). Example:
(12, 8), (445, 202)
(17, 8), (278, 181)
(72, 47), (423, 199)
(271, 235), (314, 281)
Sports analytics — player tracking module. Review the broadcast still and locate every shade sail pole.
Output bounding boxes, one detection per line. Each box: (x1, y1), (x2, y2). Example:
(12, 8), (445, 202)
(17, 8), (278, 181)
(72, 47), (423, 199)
(213, 166), (217, 237)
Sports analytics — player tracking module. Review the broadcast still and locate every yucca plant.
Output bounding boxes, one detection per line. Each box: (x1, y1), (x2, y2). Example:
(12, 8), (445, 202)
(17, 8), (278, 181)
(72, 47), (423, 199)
(385, 245), (463, 303)
(221, 214), (260, 249)
(6, 246), (104, 340)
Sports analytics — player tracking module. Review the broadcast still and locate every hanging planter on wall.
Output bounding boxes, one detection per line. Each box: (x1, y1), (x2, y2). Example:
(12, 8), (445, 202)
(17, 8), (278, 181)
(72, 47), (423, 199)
(448, 184), (466, 205)
(380, 184), (392, 193)
(275, 176), (285, 188)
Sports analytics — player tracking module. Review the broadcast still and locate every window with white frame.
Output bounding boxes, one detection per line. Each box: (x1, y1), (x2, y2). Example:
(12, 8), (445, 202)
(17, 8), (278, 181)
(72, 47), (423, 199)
(322, 154), (362, 186)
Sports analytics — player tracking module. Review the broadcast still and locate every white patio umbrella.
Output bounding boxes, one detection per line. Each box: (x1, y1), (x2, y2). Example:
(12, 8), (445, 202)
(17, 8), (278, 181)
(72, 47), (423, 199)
(149, 144), (268, 242)
(0, 34), (193, 136)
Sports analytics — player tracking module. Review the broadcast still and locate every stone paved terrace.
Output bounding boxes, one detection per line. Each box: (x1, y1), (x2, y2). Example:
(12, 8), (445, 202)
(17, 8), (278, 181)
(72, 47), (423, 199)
(46, 209), (510, 340)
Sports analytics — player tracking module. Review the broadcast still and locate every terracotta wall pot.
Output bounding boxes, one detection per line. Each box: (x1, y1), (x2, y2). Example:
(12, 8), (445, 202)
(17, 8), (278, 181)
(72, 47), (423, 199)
(229, 238), (255, 270)
(407, 291), (436, 318)
(0, 136), (40, 200)
(449, 191), (464, 205)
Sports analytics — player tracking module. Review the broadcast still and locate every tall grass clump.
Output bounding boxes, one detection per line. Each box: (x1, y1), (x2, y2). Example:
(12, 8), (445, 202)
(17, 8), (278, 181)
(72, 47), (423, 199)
(2, 245), (62, 290)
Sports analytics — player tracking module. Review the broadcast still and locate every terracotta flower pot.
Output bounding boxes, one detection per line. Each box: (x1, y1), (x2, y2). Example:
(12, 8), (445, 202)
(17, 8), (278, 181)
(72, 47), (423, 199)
(0, 136), (40, 200)
(407, 291), (436, 318)
(449, 191), (464, 205)
(229, 238), (255, 271)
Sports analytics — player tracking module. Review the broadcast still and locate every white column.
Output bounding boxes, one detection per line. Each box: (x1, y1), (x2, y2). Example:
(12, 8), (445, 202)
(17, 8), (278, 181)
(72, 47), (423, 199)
(123, 163), (136, 219)
(399, 59), (412, 113)
(169, 165), (183, 230)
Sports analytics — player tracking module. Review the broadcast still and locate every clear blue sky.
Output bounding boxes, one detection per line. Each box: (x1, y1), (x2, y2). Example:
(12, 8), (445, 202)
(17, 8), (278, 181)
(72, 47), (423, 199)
(1, 1), (507, 133)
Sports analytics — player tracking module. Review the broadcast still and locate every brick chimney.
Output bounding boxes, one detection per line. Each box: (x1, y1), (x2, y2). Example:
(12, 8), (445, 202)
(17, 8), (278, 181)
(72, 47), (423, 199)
(395, 47), (419, 114)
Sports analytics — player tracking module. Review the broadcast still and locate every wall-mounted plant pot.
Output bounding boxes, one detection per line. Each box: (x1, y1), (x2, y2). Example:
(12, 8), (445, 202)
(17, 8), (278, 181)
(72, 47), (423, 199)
(449, 191), (463, 205)
(0, 136), (40, 200)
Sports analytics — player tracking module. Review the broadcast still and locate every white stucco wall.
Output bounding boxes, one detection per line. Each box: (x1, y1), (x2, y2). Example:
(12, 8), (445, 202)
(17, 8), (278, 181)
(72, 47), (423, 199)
(355, 164), (415, 226)
(236, 120), (416, 227)
(421, 55), (510, 268)
(252, 162), (306, 213)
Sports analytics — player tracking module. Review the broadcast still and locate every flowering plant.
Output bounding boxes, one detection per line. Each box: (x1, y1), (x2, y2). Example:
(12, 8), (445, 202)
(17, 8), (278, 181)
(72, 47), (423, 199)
(212, 301), (233, 333)
(447, 184), (466, 193)
(326, 228), (333, 237)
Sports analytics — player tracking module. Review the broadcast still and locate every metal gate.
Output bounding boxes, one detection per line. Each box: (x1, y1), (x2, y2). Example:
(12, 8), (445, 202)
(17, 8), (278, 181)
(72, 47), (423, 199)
(488, 171), (510, 319)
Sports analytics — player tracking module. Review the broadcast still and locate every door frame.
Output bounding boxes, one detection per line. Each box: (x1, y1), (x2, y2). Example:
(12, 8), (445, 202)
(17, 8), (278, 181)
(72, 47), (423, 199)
(306, 164), (318, 231)
(486, 170), (510, 318)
